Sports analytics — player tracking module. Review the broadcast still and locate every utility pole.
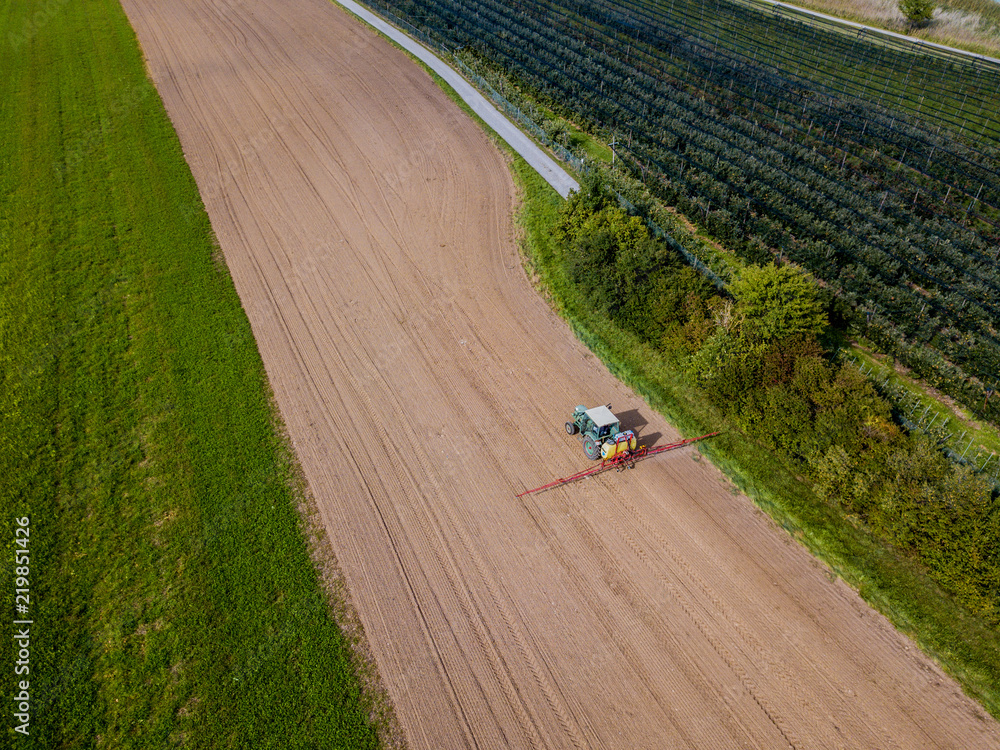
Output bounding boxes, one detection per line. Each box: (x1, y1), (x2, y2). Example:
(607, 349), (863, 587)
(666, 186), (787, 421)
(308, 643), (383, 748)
(609, 134), (617, 166)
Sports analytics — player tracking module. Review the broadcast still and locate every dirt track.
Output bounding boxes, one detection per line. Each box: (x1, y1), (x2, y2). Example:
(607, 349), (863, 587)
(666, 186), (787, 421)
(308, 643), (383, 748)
(120, 0), (1000, 746)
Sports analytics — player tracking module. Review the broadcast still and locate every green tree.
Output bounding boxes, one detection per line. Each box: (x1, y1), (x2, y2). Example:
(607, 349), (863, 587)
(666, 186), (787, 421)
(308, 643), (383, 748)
(730, 264), (828, 342)
(556, 172), (615, 245)
(543, 118), (570, 147)
(899, 0), (935, 26)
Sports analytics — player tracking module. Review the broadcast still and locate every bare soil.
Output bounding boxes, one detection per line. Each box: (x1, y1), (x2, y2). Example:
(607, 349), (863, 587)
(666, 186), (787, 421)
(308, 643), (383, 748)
(120, 0), (1000, 746)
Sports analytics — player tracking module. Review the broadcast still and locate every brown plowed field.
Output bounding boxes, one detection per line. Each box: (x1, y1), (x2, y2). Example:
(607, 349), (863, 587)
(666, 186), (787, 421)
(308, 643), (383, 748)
(120, 0), (1000, 746)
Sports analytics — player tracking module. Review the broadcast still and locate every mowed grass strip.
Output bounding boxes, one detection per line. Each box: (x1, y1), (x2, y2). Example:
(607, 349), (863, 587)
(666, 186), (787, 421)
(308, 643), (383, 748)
(0, 1), (381, 747)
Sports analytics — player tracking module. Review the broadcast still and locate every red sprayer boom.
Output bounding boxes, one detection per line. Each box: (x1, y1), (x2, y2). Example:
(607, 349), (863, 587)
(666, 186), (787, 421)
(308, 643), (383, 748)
(515, 432), (719, 498)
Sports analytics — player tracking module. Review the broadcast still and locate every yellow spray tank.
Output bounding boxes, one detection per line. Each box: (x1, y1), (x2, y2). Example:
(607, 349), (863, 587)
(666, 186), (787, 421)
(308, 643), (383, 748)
(601, 430), (637, 460)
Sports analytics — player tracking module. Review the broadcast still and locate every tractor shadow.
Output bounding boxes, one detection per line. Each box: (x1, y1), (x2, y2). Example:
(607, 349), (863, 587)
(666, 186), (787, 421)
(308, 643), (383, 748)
(615, 409), (663, 447)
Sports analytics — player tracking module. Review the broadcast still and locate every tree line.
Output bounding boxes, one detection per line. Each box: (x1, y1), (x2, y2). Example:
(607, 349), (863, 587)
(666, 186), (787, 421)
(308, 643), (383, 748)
(558, 175), (999, 622)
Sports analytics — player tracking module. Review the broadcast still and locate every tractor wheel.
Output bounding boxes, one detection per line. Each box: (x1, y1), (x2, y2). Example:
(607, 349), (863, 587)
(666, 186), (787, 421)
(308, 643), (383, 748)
(583, 435), (601, 460)
(565, 421), (578, 435)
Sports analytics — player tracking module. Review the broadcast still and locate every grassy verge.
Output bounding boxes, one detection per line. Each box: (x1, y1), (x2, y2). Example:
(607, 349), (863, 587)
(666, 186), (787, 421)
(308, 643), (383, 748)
(568, 129), (612, 163)
(1, 1), (383, 747)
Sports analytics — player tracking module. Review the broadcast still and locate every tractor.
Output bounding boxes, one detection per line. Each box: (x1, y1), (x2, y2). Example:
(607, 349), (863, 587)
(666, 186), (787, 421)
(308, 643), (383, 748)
(565, 405), (637, 461)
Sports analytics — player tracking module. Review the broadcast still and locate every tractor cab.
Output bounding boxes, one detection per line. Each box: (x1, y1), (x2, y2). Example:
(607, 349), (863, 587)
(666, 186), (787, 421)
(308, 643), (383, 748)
(566, 405), (625, 460)
(585, 406), (620, 439)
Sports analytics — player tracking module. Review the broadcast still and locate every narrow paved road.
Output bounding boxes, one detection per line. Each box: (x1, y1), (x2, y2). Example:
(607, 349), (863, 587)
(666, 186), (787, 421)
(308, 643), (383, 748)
(333, 0), (580, 198)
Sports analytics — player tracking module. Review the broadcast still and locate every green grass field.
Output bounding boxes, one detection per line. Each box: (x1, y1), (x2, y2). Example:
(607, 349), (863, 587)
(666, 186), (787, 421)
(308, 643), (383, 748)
(0, 1), (383, 747)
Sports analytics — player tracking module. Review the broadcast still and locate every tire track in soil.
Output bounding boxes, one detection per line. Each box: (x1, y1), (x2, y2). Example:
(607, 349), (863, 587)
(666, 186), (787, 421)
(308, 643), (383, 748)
(121, 0), (1000, 747)
(327, 306), (554, 749)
